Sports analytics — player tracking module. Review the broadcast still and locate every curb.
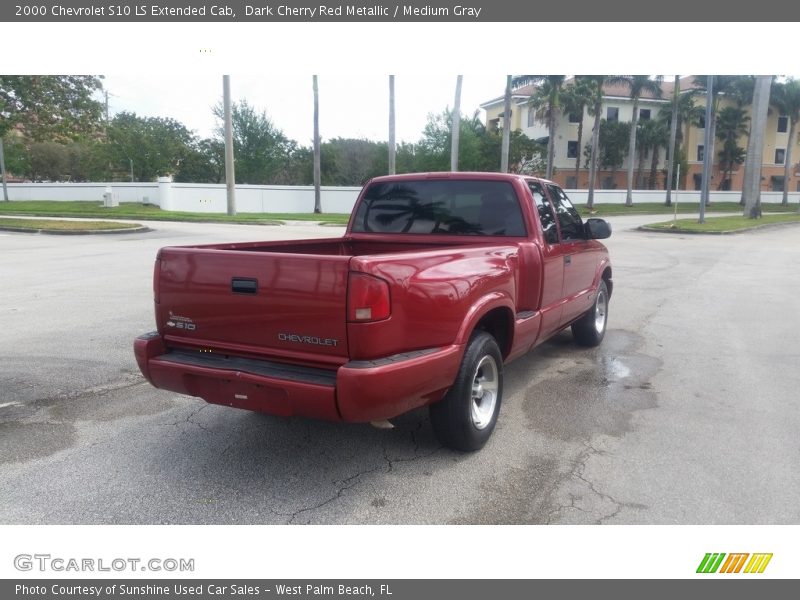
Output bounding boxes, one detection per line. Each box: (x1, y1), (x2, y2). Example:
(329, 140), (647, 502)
(637, 221), (800, 235)
(0, 225), (152, 235)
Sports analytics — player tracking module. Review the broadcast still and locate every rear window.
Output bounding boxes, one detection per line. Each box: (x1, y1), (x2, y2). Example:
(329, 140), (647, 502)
(352, 180), (526, 236)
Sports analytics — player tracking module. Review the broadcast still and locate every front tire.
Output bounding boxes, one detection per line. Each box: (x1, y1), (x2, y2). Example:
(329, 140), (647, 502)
(572, 279), (609, 347)
(430, 331), (503, 451)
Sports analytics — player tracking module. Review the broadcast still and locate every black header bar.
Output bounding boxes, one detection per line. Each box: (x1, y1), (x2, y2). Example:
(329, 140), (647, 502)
(3, 0), (799, 22)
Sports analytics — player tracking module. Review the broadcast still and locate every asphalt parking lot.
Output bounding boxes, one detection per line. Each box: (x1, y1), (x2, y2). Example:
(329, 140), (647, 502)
(1, 215), (798, 524)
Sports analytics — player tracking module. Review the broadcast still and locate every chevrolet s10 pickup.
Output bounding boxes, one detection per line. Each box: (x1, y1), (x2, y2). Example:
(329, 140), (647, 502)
(134, 172), (612, 451)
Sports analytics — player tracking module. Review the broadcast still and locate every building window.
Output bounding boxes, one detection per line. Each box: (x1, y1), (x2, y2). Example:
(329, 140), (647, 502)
(778, 116), (788, 133)
(607, 107), (619, 122)
(697, 145), (704, 161)
(568, 111), (581, 124)
(602, 176), (615, 189)
(771, 176), (785, 192)
(639, 108), (651, 121)
(565, 176), (577, 188)
(693, 173), (703, 191)
(698, 114), (705, 129)
(775, 148), (786, 164)
(567, 141), (579, 159)
(527, 108), (535, 128)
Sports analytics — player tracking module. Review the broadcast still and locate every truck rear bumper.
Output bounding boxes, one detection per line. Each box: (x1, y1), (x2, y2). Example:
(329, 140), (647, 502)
(134, 333), (463, 422)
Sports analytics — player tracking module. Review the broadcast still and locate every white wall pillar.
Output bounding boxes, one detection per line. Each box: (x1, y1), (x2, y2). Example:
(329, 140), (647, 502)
(158, 176), (173, 210)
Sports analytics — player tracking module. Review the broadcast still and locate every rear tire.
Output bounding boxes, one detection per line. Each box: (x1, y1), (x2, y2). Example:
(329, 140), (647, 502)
(572, 279), (609, 347)
(430, 331), (503, 451)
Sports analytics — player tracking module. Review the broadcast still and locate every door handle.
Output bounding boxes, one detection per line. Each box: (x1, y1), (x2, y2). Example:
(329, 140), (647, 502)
(231, 278), (258, 294)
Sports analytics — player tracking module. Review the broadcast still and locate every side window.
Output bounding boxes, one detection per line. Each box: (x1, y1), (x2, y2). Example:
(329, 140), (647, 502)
(528, 182), (558, 245)
(546, 184), (585, 241)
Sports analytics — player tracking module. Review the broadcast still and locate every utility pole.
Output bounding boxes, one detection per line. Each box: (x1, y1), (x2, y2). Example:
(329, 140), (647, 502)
(665, 75), (680, 206)
(313, 75), (321, 214)
(501, 75), (512, 173)
(700, 76), (713, 224)
(388, 75), (396, 175)
(223, 75), (236, 216)
(451, 75), (462, 172)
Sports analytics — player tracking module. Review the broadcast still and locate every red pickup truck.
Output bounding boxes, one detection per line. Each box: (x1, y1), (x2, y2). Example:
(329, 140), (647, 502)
(135, 173), (612, 451)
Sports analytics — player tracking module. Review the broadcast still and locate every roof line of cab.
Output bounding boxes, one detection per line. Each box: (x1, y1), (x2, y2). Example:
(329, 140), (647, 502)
(366, 171), (557, 185)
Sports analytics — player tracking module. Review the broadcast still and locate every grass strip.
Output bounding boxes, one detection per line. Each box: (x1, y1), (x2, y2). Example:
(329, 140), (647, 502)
(0, 217), (143, 231)
(642, 213), (800, 233)
(0, 201), (348, 224)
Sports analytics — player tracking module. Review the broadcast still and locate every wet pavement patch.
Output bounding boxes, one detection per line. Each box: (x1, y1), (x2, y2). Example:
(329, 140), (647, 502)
(450, 457), (561, 524)
(523, 330), (661, 442)
(0, 422), (76, 464)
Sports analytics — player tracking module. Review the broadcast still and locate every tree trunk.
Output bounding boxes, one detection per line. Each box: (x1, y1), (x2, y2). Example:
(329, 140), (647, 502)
(637, 141), (647, 190)
(501, 76), (512, 173)
(782, 118), (794, 205)
(706, 101), (717, 206)
(700, 75), (714, 223)
(665, 75), (679, 205)
(222, 75), (236, 216)
(0, 137), (9, 201)
(587, 99), (601, 209)
(649, 144), (660, 189)
(742, 76), (772, 218)
(388, 75), (396, 175)
(313, 75), (321, 214)
(451, 75), (463, 172)
(574, 114), (583, 187)
(625, 97), (639, 205)
(546, 92), (558, 180)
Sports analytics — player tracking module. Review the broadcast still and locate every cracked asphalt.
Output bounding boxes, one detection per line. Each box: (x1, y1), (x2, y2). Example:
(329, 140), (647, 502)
(1, 215), (798, 524)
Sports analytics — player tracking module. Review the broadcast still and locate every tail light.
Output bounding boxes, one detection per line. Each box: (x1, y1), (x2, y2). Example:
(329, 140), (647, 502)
(348, 272), (391, 322)
(153, 252), (161, 304)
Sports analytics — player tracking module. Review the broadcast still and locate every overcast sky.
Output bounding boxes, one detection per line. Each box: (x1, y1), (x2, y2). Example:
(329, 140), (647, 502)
(7, 22), (797, 149)
(100, 73), (508, 145)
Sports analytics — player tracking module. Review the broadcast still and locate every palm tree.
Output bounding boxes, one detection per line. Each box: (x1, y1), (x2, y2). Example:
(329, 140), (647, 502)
(693, 76), (753, 203)
(742, 76), (772, 218)
(615, 75), (665, 202)
(714, 106), (749, 190)
(562, 78), (594, 188)
(770, 78), (800, 205)
(636, 118), (668, 189)
(388, 75), (396, 175)
(512, 75), (566, 180)
(583, 75), (609, 209)
(609, 75), (663, 205)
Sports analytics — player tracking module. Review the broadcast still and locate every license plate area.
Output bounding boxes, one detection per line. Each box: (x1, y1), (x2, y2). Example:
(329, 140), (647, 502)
(184, 375), (291, 416)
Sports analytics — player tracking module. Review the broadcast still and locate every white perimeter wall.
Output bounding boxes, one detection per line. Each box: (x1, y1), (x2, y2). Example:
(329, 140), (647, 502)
(4, 181), (363, 214)
(4, 181), (798, 212)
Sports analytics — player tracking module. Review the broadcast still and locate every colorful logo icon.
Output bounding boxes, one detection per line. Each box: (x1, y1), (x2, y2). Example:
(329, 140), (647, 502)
(696, 553), (773, 574)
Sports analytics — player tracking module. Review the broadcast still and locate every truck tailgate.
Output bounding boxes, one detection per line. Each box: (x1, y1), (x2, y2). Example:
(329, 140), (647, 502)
(155, 247), (351, 364)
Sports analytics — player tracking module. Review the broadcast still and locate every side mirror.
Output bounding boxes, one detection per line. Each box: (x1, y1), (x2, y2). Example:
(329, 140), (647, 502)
(585, 218), (612, 240)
